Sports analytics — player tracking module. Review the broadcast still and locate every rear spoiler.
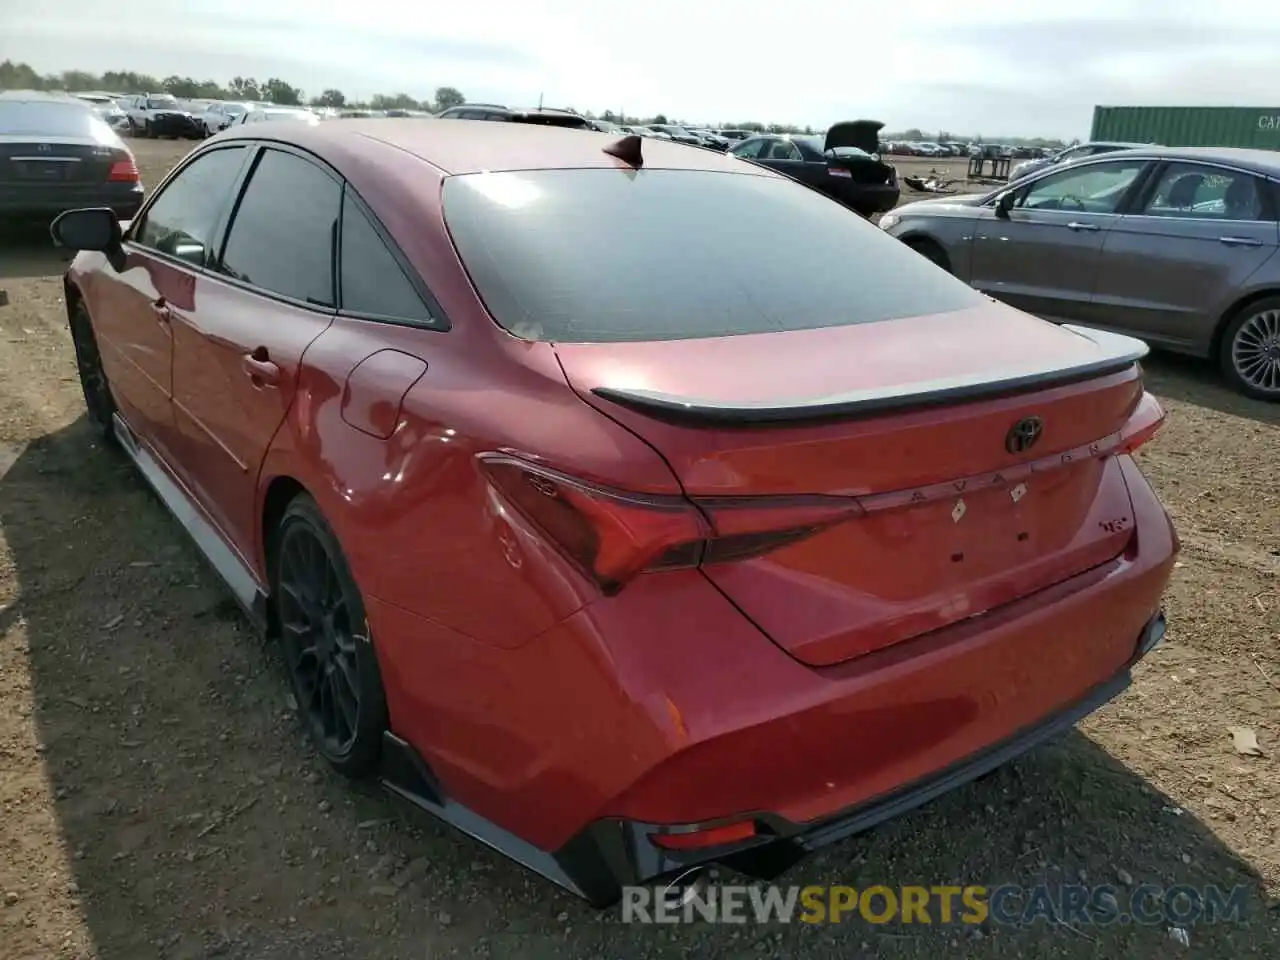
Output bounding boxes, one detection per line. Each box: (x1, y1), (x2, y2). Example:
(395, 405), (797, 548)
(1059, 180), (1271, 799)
(591, 325), (1150, 426)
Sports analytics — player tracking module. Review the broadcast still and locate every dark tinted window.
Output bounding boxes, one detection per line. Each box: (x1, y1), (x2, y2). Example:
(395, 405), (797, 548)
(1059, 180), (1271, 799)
(0, 101), (105, 137)
(340, 192), (434, 323)
(729, 138), (767, 159)
(444, 168), (985, 343)
(219, 149), (341, 305)
(1141, 163), (1271, 221)
(134, 146), (248, 264)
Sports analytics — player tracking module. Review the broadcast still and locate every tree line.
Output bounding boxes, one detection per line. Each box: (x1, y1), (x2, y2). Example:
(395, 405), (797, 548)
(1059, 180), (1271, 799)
(0, 59), (822, 130)
(0, 59), (464, 113)
(0, 58), (1067, 141)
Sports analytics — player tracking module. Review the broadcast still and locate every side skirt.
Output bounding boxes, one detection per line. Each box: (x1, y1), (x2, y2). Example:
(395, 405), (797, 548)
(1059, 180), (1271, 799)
(378, 732), (589, 899)
(112, 413), (269, 632)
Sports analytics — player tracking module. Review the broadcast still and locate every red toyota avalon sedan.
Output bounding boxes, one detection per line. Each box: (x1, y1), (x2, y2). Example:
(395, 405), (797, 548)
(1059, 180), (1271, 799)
(51, 120), (1176, 906)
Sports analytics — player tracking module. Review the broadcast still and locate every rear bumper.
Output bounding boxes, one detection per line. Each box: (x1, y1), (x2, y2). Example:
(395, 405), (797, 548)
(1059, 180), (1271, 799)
(559, 612), (1164, 903)
(0, 184), (144, 220)
(837, 181), (900, 215)
(372, 455), (1176, 906)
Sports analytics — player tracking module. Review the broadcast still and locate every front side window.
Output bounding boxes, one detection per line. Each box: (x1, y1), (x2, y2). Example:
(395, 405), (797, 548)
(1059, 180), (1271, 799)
(729, 138), (768, 159)
(218, 149), (341, 305)
(1140, 163), (1269, 221)
(1018, 160), (1147, 214)
(765, 140), (803, 161)
(132, 146), (249, 265)
(443, 168), (985, 343)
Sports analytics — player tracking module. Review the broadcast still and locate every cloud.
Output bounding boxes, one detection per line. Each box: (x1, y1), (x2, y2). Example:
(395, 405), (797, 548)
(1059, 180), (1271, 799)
(8, 0), (1280, 138)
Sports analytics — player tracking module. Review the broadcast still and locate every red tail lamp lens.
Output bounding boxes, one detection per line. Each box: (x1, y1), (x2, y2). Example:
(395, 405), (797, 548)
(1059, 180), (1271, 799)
(479, 455), (863, 594)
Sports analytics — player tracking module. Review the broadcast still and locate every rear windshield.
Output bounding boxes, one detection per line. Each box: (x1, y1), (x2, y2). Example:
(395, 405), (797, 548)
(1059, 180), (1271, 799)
(443, 168), (983, 342)
(0, 101), (106, 137)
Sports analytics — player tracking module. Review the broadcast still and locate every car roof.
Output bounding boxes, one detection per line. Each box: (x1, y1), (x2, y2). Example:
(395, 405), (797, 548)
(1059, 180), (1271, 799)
(230, 118), (772, 176)
(1090, 145), (1280, 176)
(0, 90), (85, 103)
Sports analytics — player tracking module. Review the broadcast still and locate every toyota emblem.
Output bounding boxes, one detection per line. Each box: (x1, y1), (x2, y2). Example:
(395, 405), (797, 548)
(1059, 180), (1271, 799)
(38, 143), (51, 153)
(1005, 417), (1043, 454)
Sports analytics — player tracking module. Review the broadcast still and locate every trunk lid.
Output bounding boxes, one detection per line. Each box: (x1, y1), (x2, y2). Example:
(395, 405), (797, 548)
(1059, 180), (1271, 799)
(0, 137), (117, 186)
(555, 307), (1149, 666)
(826, 120), (884, 155)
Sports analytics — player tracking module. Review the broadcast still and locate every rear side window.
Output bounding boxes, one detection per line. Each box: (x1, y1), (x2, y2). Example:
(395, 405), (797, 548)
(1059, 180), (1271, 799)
(443, 168), (985, 342)
(339, 191), (436, 324)
(134, 146), (249, 265)
(219, 149), (341, 306)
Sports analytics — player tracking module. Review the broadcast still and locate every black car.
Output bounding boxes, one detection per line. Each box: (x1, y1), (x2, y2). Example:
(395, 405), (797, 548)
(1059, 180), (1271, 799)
(728, 120), (899, 217)
(435, 103), (591, 129)
(0, 92), (144, 222)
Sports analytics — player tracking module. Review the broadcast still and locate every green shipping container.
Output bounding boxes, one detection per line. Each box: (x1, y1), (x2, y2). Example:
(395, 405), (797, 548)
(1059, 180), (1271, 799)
(1091, 106), (1280, 150)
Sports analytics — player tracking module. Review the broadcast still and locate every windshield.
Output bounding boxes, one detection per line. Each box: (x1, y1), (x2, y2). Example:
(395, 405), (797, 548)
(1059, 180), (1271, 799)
(0, 101), (114, 139)
(444, 168), (984, 343)
(147, 97), (178, 109)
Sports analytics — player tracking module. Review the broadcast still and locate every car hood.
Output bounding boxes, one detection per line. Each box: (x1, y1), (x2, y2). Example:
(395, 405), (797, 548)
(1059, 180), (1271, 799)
(826, 120), (884, 154)
(893, 193), (989, 217)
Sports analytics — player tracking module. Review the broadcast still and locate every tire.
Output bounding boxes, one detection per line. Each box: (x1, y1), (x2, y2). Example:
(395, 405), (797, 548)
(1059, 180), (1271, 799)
(906, 238), (951, 272)
(68, 300), (118, 442)
(1219, 296), (1280, 401)
(272, 494), (389, 778)
(127, 118), (139, 137)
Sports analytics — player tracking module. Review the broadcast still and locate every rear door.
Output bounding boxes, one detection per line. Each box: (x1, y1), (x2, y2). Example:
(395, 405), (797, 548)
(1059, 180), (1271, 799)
(1090, 161), (1280, 351)
(969, 158), (1151, 322)
(167, 145), (341, 558)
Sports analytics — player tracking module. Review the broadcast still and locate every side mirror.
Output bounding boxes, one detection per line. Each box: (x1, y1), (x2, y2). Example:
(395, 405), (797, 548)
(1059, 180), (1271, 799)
(995, 191), (1016, 219)
(50, 208), (123, 254)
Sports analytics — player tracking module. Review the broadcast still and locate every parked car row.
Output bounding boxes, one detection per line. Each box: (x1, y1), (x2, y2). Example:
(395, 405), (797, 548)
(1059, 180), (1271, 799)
(882, 145), (1280, 400)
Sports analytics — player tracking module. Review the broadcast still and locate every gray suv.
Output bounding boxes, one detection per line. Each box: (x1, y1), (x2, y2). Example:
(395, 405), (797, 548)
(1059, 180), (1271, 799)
(880, 146), (1280, 400)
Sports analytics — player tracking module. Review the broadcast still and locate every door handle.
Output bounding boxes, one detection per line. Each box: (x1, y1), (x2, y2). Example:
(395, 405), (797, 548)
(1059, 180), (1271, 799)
(1219, 236), (1263, 247)
(149, 298), (171, 322)
(242, 351), (281, 387)
(1065, 221), (1100, 232)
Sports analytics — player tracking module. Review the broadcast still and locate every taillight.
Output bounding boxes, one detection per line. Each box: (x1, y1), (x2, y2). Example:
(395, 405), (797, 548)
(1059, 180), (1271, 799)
(108, 158), (140, 182)
(651, 819), (758, 850)
(479, 455), (861, 594)
(1119, 391), (1165, 454)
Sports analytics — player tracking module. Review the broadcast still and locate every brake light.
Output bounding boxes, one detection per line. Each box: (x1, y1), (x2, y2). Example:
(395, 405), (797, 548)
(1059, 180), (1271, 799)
(1119, 391), (1166, 454)
(651, 820), (757, 850)
(479, 455), (861, 594)
(108, 159), (140, 182)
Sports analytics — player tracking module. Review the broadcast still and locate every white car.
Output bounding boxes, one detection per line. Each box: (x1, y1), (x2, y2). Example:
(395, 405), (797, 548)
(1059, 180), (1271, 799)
(200, 101), (253, 136)
(72, 93), (128, 129)
(235, 107), (321, 127)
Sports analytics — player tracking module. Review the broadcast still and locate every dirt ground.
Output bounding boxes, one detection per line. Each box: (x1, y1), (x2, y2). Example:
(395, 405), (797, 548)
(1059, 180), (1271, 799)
(0, 138), (1277, 959)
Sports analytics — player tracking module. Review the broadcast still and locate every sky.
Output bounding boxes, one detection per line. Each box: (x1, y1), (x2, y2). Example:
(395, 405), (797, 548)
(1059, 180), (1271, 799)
(6, 0), (1280, 138)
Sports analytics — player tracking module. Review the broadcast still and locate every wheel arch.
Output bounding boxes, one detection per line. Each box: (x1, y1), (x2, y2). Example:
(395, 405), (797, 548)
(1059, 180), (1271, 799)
(1211, 287), (1280, 360)
(63, 275), (85, 318)
(900, 233), (952, 272)
(261, 474), (309, 585)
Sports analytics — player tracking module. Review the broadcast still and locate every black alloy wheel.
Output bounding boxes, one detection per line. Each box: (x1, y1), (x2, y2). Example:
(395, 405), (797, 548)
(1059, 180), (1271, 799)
(68, 301), (117, 441)
(274, 495), (388, 777)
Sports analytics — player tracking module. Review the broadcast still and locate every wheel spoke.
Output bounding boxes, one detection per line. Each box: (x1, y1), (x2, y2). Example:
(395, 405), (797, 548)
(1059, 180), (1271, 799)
(330, 665), (359, 739)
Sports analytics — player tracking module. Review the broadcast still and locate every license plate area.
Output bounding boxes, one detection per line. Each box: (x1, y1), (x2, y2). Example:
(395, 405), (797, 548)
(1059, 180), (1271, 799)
(11, 160), (76, 182)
